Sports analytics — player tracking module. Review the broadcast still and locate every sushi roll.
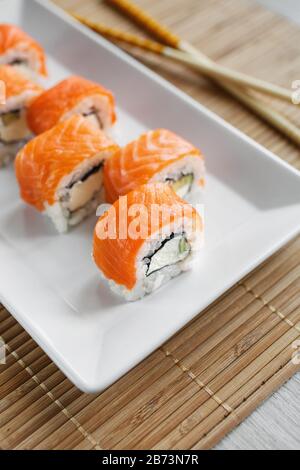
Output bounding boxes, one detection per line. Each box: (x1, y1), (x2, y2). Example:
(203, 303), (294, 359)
(15, 115), (119, 233)
(0, 65), (43, 167)
(104, 129), (205, 203)
(0, 24), (47, 79)
(93, 183), (203, 301)
(27, 76), (117, 136)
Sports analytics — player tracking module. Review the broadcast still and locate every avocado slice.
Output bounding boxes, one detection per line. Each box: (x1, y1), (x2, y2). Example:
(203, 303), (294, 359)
(171, 173), (194, 198)
(179, 237), (190, 255)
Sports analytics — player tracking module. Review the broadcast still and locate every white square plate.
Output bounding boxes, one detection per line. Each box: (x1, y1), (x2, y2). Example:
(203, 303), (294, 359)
(0, 0), (300, 392)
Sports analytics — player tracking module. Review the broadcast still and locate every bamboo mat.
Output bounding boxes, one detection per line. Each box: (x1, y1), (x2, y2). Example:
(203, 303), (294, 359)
(0, 0), (300, 450)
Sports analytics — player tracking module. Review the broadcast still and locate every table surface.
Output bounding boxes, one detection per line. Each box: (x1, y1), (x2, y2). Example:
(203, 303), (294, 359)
(257, 0), (300, 24)
(216, 0), (300, 450)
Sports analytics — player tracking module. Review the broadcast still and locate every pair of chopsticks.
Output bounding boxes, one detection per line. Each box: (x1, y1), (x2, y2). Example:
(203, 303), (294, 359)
(71, 0), (300, 146)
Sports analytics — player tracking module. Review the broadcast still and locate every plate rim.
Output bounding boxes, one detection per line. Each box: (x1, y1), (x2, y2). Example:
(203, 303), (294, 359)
(0, 0), (299, 393)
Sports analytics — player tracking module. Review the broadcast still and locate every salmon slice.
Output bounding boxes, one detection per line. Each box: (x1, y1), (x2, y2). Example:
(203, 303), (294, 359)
(27, 76), (117, 135)
(15, 115), (119, 212)
(93, 183), (201, 290)
(0, 64), (43, 102)
(104, 128), (204, 203)
(0, 24), (47, 76)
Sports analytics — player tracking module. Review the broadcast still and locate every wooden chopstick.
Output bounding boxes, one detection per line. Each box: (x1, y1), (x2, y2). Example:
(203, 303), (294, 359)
(73, 15), (165, 53)
(106, 0), (182, 48)
(166, 50), (291, 102)
(74, 14), (291, 103)
(106, 0), (291, 101)
(103, 0), (300, 146)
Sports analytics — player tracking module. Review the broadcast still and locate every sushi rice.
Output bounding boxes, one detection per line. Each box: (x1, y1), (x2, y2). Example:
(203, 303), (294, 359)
(93, 183), (203, 301)
(151, 154), (205, 199)
(105, 221), (203, 301)
(0, 65), (43, 167)
(26, 76), (116, 136)
(0, 24), (47, 80)
(15, 115), (119, 233)
(45, 157), (106, 233)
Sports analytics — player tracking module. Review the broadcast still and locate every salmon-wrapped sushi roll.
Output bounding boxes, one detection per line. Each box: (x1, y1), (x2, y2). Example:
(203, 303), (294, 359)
(0, 65), (43, 166)
(27, 76), (116, 135)
(0, 24), (47, 78)
(93, 183), (203, 301)
(104, 129), (205, 203)
(15, 115), (119, 233)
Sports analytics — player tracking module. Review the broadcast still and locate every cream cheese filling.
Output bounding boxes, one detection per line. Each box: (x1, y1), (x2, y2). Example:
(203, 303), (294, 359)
(83, 111), (103, 130)
(66, 169), (103, 213)
(145, 234), (191, 277)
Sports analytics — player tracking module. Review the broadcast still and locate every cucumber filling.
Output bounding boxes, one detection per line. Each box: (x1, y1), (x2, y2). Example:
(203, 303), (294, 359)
(144, 233), (191, 277)
(167, 173), (194, 198)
